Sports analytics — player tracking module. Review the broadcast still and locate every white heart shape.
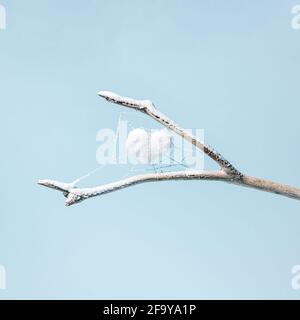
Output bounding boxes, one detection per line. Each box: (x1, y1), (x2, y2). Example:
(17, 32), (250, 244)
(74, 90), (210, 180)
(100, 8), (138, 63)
(126, 129), (171, 164)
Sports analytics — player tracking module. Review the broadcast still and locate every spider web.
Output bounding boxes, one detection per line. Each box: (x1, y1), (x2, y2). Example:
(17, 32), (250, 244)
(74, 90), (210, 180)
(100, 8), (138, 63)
(71, 111), (202, 186)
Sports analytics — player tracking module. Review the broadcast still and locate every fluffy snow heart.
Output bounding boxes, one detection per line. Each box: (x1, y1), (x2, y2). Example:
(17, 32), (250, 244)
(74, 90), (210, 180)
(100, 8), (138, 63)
(126, 128), (171, 164)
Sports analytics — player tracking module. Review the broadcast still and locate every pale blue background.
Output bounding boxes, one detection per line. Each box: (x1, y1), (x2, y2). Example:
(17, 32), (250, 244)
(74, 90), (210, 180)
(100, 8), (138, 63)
(0, 0), (300, 299)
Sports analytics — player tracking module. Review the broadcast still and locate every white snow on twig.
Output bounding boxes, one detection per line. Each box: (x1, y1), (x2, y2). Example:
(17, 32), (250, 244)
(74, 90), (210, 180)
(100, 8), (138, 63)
(98, 91), (155, 111)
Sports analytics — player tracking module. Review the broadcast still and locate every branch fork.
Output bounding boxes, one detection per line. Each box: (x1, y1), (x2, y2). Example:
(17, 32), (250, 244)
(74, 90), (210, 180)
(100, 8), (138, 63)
(38, 91), (300, 206)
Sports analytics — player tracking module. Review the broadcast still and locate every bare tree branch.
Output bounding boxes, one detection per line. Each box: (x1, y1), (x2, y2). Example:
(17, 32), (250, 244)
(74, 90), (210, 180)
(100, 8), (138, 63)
(38, 170), (300, 206)
(38, 90), (300, 206)
(98, 91), (242, 178)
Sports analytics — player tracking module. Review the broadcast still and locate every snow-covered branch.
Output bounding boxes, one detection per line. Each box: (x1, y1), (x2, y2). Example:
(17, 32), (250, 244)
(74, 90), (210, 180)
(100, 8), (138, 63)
(38, 90), (300, 206)
(98, 91), (242, 177)
(38, 170), (300, 206)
